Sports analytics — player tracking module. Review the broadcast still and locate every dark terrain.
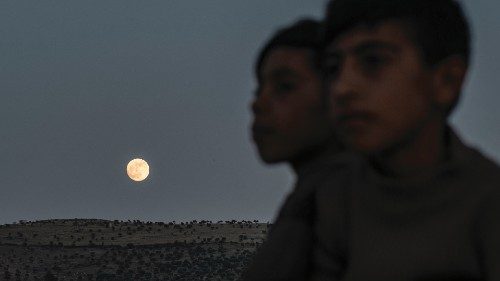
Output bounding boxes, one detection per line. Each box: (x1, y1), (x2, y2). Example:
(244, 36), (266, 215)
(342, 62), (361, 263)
(0, 219), (269, 280)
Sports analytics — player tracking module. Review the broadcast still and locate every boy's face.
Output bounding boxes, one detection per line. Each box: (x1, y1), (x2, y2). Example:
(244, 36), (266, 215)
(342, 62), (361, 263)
(251, 47), (331, 164)
(325, 21), (441, 154)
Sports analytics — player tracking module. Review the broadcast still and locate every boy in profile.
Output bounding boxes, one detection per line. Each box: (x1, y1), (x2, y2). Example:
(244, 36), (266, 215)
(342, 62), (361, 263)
(315, 0), (500, 280)
(241, 19), (348, 281)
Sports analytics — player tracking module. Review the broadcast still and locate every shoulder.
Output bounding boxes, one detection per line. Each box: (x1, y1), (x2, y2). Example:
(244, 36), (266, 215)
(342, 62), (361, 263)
(461, 145), (500, 192)
(276, 152), (360, 221)
(472, 152), (500, 251)
(450, 128), (500, 193)
(463, 145), (500, 225)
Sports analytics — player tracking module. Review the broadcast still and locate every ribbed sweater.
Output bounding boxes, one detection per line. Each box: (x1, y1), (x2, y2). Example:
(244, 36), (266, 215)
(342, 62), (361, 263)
(313, 130), (500, 281)
(241, 129), (500, 281)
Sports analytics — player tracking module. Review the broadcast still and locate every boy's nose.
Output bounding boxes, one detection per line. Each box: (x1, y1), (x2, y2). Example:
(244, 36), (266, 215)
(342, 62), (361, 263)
(251, 92), (269, 116)
(328, 61), (363, 108)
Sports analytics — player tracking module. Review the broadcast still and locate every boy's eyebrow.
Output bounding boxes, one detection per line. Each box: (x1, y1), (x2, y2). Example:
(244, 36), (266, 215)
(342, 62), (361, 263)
(256, 68), (298, 96)
(264, 68), (299, 80)
(257, 68), (298, 91)
(326, 40), (401, 57)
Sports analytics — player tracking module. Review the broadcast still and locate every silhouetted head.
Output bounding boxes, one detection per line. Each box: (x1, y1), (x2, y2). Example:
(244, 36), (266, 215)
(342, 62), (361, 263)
(323, 0), (470, 155)
(251, 19), (333, 166)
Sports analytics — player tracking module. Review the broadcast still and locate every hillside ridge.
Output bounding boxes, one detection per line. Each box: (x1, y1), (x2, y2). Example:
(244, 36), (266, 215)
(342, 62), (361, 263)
(0, 218), (270, 280)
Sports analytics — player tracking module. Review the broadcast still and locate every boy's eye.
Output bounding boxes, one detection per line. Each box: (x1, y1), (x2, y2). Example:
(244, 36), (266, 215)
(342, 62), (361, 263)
(360, 53), (389, 71)
(324, 62), (340, 78)
(323, 56), (341, 79)
(273, 81), (296, 95)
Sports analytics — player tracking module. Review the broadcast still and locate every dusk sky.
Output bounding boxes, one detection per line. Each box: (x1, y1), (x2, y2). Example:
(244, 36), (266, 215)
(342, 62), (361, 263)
(1, 1), (499, 225)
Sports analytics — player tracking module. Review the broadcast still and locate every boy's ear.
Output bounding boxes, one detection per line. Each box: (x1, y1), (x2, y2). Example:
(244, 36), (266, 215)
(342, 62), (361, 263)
(432, 55), (468, 111)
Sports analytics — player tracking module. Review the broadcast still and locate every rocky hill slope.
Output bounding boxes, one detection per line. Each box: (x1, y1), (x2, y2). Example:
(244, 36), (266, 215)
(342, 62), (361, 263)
(0, 219), (270, 280)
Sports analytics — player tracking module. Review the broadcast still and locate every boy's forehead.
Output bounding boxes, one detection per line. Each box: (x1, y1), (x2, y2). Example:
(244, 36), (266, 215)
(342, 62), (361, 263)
(261, 47), (315, 76)
(326, 20), (415, 53)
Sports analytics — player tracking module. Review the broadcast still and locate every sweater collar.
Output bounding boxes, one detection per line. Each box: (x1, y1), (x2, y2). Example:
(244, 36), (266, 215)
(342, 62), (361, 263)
(364, 126), (471, 190)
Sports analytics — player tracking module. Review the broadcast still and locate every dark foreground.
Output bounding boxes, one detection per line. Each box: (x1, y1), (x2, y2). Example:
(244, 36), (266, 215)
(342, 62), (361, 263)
(0, 219), (269, 280)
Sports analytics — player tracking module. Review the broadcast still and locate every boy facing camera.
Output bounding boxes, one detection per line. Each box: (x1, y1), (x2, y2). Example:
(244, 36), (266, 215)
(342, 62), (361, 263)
(315, 0), (500, 280)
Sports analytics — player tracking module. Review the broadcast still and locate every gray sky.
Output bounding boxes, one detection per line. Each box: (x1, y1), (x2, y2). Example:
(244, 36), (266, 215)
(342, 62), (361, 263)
(1, 1), (498, 225)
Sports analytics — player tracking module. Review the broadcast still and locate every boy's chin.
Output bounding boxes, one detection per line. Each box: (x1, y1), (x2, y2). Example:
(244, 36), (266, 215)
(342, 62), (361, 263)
(256, 149), (290, 164)
(259, 156), (285, 164)
(342, 137), (385, 156)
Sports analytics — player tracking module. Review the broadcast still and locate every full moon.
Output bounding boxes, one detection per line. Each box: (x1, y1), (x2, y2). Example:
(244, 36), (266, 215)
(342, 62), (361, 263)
(126, 158), (149, 182)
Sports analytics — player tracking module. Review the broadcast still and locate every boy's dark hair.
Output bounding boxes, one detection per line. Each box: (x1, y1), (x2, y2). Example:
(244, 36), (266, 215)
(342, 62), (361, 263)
(255, 19), (322, 78)
(324, 0), (471, 67)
